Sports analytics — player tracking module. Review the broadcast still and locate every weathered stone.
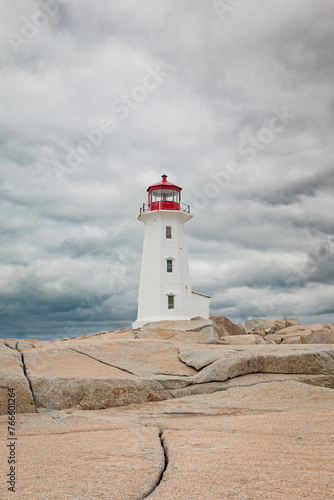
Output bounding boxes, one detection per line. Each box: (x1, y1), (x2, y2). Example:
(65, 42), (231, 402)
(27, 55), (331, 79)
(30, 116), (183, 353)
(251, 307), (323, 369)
(22, 344), (137, 379)
(2, 338), (42, 348)
(140, 318), (215, 336)
(168, 372), (334, 397)
(136, 328), (220, 344)
(2, 380), (333, 499)
(210, 315), (245, 336)
(265, 333), (284, 343)
(0, 426), (165, 499)
(219, 334), (267, 345)
(0, 342), (35, 415)
(1, 313), (333, 500)
(20, 344), (174, 410)
(3, 330), (334, 417)
(285, 317), (301, 326)
(178, 346), (226, 370)
(255, 329), (266, 337)
(281, 336), (304, 344)
(278, 324), (334, 344)
(264, 326), (276, 335)
(63, 328), (136, 342)
(271, 317), (301, 330)
(179, 345), (334, 384)
(67, 339), (197, 376)
(31, 376), (171, 411)
(239, 317), (277, 334)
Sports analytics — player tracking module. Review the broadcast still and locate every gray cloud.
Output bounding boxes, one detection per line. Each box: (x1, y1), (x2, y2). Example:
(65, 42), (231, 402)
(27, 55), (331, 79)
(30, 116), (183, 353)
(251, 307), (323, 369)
(1, 0), (333, 339)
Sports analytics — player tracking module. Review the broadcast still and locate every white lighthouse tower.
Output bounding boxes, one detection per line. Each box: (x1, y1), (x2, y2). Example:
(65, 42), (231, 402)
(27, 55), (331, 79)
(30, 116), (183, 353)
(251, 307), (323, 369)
(133, 174), (210, 329)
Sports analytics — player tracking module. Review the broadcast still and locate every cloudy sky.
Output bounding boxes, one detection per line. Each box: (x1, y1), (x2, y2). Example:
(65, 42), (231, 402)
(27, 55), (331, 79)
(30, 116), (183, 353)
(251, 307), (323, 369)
(1, 0), (333, 340)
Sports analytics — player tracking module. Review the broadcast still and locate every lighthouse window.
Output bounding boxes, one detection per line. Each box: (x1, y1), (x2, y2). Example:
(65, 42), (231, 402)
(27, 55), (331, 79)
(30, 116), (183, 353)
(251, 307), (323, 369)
(168, 295), (175, 309)
(152, 190), (161, 202)
(166, 226), (172, 239)
(162, 189), (173, 201)
(174, 191), (180, 203)
(167, 259), (173, 272)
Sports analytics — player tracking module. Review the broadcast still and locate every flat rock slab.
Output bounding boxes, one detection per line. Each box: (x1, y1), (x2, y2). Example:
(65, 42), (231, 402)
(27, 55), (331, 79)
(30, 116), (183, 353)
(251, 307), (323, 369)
(17, 340), (198, 411)
(20, 344), (175, 411)
(2, 341), (334, 413)
(22, 345), (136, 379)
(150, 420), (334, 499)
(0, 426), (165, 499)
(6, 380), (334, 432)
(1, 381), (334, 499)
(84, 380), (334, 429)
(62, 339), (197, 377)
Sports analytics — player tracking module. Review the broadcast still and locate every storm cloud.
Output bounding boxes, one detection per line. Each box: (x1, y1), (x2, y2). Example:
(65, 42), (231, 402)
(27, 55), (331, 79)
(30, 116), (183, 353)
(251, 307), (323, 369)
(1, 0), (333, 339)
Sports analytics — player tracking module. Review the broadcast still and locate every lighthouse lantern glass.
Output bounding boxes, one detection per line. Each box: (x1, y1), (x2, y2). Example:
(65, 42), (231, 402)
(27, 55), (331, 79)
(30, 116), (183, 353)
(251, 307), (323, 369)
(162, 189), (173, 201)
(152, 190), (161, 202)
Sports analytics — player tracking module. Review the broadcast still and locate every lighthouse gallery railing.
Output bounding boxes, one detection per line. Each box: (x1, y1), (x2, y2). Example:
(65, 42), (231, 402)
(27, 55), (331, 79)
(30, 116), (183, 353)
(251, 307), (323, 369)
(140, 202), (191, 214)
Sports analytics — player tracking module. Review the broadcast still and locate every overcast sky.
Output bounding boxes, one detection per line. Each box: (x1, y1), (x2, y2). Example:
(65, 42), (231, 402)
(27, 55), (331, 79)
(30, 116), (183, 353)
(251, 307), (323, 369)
(1, 0), (333, 340)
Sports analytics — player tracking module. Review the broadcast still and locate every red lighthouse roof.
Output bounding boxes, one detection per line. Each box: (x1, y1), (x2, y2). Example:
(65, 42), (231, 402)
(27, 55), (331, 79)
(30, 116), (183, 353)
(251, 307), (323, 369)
(147, 174), (182, 193)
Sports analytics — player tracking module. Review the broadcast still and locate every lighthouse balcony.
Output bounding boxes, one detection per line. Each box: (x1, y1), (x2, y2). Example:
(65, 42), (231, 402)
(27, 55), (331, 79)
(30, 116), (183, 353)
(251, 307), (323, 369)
(140, 201), (191, 214)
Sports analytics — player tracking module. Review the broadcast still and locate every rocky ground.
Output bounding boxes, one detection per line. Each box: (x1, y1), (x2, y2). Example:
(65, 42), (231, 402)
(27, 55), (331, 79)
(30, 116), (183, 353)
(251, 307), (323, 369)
(1, 316), (334, 499)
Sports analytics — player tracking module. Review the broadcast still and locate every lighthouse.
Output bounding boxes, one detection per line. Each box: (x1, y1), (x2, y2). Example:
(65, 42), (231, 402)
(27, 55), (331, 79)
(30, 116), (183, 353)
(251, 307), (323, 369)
(133, 174), (210, 329)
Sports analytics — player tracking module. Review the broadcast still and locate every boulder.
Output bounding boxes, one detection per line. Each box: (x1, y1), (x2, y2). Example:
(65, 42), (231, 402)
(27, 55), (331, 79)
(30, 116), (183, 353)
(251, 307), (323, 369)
(265, 333), (284, 344)
(239, 317), (301, 335)
(252, 329), (266, 337)
(239, 317), (277, 334)
(210, 315), (245, 336)
(278, 323), (334, 344)
(271, 317), (301, 331)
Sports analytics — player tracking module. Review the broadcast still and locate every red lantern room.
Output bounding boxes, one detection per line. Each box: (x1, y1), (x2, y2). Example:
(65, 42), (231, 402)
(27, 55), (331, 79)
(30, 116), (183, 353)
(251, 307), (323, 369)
(148, 174), (181, 211)
(140, 174), (190, 214)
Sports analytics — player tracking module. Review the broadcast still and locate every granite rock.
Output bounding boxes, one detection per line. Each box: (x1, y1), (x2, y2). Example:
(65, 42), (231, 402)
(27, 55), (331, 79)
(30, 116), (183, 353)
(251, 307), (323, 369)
(1, 381), (334, 499)
(0, 341), (35, 414)
(279, 323), (334, 344)
(210, 314), (245, 336)
(219, 334), (267, 345)
(140, 317), (216, 336)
